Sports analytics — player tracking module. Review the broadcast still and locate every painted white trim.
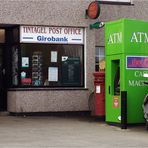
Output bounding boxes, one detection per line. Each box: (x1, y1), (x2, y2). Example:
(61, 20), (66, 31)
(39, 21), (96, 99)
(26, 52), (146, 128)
(101, 0), (132, 3)
(84, 28), (87, 88)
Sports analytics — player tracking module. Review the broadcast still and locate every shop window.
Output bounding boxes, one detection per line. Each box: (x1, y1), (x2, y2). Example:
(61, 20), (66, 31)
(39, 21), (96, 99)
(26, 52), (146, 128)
(95, 46), (105, 71)
(18, 44), (84, 87)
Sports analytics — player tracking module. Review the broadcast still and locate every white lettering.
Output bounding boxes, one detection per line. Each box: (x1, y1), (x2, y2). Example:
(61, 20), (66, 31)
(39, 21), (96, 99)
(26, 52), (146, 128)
(108, 32), (122, 44)
(117, 32), (122, 43)
(108, 34), (113, 44)
(144, 33), (148, 42)
(129, 80), (145, 87)
(134, 71), (139, 77)
(134, 71), (148, 77)
(131, 32), (138, 42)
(129, 80), (135, 86)
(131, 32), (148, 43)
(138, 32), (145, 42)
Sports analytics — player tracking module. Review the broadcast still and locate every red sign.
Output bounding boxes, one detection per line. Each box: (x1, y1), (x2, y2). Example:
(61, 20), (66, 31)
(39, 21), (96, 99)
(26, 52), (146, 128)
(127, 56), (148, 69)
(113, 96), (119, 108)
(87, 1), (100, 19)
(21, 78), (32, 85)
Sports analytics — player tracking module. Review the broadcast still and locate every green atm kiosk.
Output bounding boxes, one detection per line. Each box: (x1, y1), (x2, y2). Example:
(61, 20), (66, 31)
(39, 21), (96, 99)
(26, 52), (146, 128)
(105, 18), (148, 124)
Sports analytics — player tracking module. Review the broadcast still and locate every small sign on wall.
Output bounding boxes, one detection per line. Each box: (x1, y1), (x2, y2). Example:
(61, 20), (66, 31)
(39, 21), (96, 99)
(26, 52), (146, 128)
(96, 85), (101, 93)
(113, 96), (119, 108)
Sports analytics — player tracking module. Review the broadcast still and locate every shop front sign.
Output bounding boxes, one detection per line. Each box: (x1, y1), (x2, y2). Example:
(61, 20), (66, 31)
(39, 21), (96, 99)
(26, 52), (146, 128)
(20, 26), (84, 44)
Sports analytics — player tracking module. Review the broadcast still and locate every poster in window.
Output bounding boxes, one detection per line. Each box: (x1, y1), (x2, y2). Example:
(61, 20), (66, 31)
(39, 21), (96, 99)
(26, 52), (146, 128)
(51, 51), (57, 62)
(48, 67), (58, 82)
(22, 57), (29, 68)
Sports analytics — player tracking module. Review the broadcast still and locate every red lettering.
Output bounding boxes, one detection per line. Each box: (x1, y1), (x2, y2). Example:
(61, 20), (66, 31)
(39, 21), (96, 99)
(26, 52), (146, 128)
(143, 58), (148, 67)
(128, 57), (148, 68)
(48, 27), (62, 34)
(64, 28), (81, 35)
(128, 59), (142, 67)
(23, 26), (46, 34)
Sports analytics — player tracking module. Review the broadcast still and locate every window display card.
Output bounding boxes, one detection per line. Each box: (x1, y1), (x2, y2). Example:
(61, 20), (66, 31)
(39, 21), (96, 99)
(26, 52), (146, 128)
(21, 71), (26, 78)
(62, 56), (68, 61)
(48, 67), (58, 82)
(22, 57), (29, 68)
(21, 78), (32, 85)
(51, 51), (57, 62)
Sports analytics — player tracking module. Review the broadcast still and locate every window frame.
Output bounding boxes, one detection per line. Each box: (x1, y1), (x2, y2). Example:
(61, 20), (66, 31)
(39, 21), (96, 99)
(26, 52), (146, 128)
(11, 43), (85, 88)
(95, 46), (105, 71)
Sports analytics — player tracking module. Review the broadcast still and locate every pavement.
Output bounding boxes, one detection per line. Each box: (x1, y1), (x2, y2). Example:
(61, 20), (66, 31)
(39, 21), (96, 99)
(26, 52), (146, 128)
(0, 113), (147, 148)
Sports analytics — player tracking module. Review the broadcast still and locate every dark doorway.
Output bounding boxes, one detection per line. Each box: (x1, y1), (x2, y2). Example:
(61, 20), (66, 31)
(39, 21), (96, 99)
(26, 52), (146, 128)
(0, 26), (19, 111)
(0, 28), (8, 111)
(0, 45), (7, 111)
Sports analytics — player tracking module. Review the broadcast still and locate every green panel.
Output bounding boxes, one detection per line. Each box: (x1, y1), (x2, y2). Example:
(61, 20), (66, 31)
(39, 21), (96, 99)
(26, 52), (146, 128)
(105, 19), (124, 55)
(105, 54), (124, 123)
(105, 18), (148, 56)
(125, 54), (147, 123)
(124, 19), (148, 54)
(105, 18), (148, 124)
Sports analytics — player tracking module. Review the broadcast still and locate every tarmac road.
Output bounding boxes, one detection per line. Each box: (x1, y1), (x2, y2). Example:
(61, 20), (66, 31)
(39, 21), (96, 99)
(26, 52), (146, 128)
(0, 114), (147, 148)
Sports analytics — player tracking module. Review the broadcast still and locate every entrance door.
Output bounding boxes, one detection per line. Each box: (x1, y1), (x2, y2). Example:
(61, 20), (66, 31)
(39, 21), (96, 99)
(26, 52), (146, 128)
(106, 56), (121, 123)
(0, 46), (7, 111)
(0, 45), (7, 111)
